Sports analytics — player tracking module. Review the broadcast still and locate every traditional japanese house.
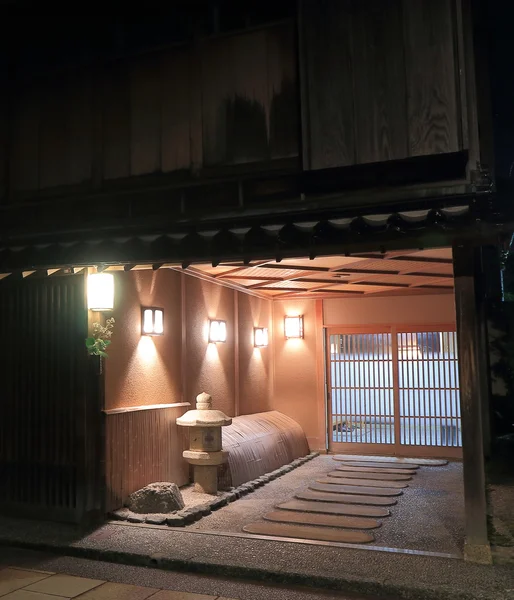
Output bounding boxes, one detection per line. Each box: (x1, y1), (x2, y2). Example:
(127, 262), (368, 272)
(0, 0), (511, 563)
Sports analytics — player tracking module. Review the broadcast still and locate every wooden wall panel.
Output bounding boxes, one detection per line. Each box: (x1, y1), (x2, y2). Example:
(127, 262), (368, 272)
(103, 65), (131, 180)
(0, 275), (93, 523)
(301, 0), (355, 169)
(130, 57), (162, 176)
(39, 80), (68, 189)
(67, 75), (93, 185)
(267, 22), (299, 159)
(202, 34), (239, 165)
(220, 411), (309, 487)
(202, 23), (298, 166)
(10, 90), (39, 192)
(0, 98), (6, 201)
(105, 406), (190, 512)
(301, 0), (462, 170)
(403, 0), (460, 156)
(161, 49), (192, 172)
(39, 75), (93, 189)
(352, 0), (408, 164)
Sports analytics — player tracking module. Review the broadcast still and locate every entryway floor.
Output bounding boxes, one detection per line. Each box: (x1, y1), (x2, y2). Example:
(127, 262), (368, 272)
(188, 455), (465, 556)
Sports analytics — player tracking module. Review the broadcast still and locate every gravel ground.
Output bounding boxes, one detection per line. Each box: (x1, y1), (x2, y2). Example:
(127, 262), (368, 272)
(488, 483), (514, 546)
(183, 455), (465, 555)
(181, 485), (225, 509)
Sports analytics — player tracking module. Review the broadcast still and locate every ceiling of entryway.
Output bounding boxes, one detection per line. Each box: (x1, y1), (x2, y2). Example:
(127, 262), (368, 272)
(189, 247), (454, 299)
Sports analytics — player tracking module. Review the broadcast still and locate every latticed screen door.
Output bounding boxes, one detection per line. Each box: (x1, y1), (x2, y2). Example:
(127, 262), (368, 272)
(329, 333), (395, 445)
(328, 327), (461, 457)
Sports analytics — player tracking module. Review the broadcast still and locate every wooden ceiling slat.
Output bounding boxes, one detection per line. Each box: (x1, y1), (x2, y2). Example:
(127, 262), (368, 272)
(162, 249), (455, 299)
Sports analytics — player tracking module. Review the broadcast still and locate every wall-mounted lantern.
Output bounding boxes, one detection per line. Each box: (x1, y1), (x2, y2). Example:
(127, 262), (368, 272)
(209, 320), (227, 343)
(142, 307), (164, 336)
(87, 273), (114, 311)
(254, 327), (269, 348)
(284, 315), (304, 339)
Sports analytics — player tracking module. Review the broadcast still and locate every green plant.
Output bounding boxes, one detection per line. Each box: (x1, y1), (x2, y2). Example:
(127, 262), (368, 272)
(85, 317), (115, 358)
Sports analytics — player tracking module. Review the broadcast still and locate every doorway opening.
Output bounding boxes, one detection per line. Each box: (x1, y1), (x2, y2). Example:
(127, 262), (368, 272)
(327, 326), (461, 458)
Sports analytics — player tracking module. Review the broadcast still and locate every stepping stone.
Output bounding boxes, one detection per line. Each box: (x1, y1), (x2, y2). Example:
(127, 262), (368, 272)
(334, 460), (419, 470)
(328, 470), (412, 482)
(264, 510), (381, 530)
(310, 482), (403, 497)
(296, 489), (397, 506)
(317, 477), (408, 489)
(243, 521), (374, 544)
(277, 499), (390, 518)
(335, 465), (417, 476)
(333, 455), (448, 467)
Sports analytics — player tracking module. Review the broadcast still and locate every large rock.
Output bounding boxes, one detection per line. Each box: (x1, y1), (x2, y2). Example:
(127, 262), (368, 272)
(128, 482), (184, 514)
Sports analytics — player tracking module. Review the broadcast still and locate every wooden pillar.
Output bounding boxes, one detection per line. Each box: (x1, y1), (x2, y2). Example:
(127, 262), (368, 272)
(453, 243), (492, 564)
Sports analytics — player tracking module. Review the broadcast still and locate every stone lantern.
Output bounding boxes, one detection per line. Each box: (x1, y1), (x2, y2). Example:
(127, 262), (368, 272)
(176, 392), (232, 495)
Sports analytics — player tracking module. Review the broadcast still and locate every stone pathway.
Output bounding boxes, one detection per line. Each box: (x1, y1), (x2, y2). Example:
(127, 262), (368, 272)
(242, 455), (451, 545)
(0, 567), (235, 600)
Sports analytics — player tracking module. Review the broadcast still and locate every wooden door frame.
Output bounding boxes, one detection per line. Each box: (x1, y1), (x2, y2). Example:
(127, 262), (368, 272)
(325, 324), (463, 459)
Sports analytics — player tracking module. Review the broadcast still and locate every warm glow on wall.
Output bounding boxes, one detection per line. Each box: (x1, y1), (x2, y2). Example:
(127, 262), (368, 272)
(284, 315), (304, 339)
(142, 307), (164, 336)
(87, 273), (114, 311)
(254, 327), (269, 348)
(209, 320), (227, 343)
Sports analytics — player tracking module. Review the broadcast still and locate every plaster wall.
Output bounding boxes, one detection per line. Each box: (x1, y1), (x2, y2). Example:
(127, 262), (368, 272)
(106, 270), (273, 416)
(105, 269), (183, 411)
(272, 298), (325, 451)
(238, 293), (273, 415)
(324, 294), (456, 326)
(184, 275), (236, 416)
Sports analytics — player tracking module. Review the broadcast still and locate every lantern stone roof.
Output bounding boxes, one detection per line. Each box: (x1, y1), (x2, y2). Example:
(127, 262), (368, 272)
(176, 392), (232, 427)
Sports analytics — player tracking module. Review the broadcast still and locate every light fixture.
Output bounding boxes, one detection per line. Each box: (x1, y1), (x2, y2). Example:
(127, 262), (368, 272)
(209, 320), (227, 343)
(284, 315), (304, 339)
(87, 273), (114, 311)
(142, 307), (164, 336)
(254, 327), (269, 348)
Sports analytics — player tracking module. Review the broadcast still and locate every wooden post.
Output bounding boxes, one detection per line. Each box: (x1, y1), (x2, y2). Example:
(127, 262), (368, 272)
(452, 243), (492, 563)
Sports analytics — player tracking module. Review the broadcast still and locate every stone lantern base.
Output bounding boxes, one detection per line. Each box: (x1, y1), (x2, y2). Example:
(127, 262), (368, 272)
(183, 449), (229, 494)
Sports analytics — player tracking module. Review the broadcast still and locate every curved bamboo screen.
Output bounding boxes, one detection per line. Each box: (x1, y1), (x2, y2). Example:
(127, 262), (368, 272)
(219, 411), (309, 488)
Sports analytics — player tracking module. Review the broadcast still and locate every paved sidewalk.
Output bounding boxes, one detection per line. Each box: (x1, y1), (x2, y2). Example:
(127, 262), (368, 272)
(0, 566), (235, 600)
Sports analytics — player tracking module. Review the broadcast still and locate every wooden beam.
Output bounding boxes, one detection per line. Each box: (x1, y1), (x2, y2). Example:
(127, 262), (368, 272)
(216, 260), (272, 279)
(173, 266), (269, 300)
(389, 255), (453, 264)
(453, 243), (491, 564)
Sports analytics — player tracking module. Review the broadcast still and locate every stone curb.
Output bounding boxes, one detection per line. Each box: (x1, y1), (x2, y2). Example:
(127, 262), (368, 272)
(109, 452), (319, 528)
(0, 536), (481, 600)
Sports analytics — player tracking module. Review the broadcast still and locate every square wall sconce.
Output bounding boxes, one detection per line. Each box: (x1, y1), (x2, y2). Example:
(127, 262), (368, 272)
(142, 307), (164, 336)
(87, 273), (114, 311)
(284, 315), (304, 339)
(254, 327), (269, 348)
(209, 320), (227, 343)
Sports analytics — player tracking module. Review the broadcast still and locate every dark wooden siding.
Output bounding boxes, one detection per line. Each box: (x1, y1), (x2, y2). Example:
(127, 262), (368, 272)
(403, 0), (460, 157)
(7, 21), (298, 196)
(202, 22), (298, 166)
(105, 406), (190, 512)
(301, 0), (463, 170)
(0, 275), (98, 523)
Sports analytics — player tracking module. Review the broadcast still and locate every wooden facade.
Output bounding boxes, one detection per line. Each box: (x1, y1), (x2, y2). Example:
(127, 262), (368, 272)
(0, 274), (103, 523)
(0, 1), (504, 561)
(0, 0), (495, 266)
